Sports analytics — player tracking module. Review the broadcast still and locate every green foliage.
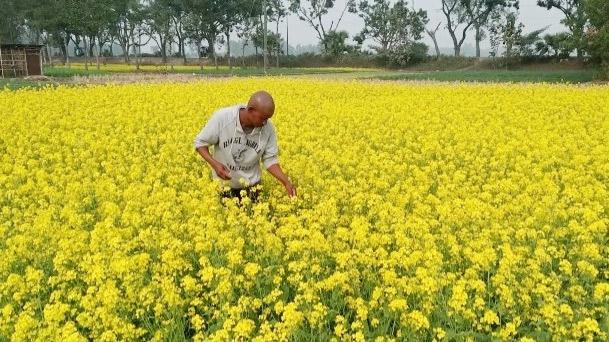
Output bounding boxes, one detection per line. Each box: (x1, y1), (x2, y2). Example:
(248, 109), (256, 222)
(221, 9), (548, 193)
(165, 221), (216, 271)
(320, 31), (356, 57)
(357, 0), (428, 54)
(288, 0), (357, 54)
(252, 28), (282, 55)
(440, 0), (516, 56)
(388, 42), (429, 67)
(0, 0), (25, 43)
(536, 32), (575, 59)
(585, 0), (609, 78)
(536, 0), (587, 57)
(488, 8), (549, 61)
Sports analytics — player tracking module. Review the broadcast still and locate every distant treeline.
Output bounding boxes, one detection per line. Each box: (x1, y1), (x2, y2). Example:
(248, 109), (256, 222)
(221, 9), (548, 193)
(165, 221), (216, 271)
(1, 0), (608, 73)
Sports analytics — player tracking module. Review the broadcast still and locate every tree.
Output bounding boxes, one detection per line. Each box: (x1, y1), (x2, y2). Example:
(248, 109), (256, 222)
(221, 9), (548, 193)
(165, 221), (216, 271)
(537, 0), (587, 57)
(269, 0), (287, 67)
(0, 0), (25, 43)
(441, 0), (515, 57)
(220, 0), (249, 71)
(252, 28), (282, 57)
(440, 0), (474, 56)
(390, 41), (428, 66)
(109, 0), (146, 63)
(462, 0), (518, 58)
(321, 30), (350, 56)
(288, 0), (357, 54)
(167, 0), (188, 63)
(75, 0), (114, 70)
(426, 22), (442, 58)
(357, 0), (427, 55)
(235, 14), (261, 66)
(182, 0), (225, 69)
(145, 0), (174, 63)
(488, 9), (523, 58)
(536, 32), (574, 58)
(516, 27), (547, 56)
(585, 0), (609, 76)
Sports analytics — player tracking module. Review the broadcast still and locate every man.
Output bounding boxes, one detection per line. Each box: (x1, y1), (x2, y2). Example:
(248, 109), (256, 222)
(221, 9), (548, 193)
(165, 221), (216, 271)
(194, 90), (296, 202)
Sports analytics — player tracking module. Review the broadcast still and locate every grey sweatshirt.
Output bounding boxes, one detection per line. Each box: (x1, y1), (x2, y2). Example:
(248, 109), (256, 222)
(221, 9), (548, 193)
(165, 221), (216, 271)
(193, 104), (279, 189)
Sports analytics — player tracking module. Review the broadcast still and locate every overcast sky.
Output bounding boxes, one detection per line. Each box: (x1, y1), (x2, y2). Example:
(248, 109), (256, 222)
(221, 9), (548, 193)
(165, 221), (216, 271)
(276, 0), (566, 56)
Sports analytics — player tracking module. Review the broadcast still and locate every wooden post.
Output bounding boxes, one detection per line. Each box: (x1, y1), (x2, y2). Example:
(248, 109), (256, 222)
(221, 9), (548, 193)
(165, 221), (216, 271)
(40, 47), (44, 76)
(10, 48), (15, 77)
(24, 48), (29, 77)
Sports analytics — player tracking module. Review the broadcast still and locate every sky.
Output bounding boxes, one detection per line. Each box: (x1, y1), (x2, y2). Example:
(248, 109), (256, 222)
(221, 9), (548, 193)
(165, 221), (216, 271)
(272, 0), (567, 56)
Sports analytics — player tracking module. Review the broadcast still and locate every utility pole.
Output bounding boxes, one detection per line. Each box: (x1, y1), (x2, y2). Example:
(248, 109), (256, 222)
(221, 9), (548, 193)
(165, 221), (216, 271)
(286, 14), (289, 57)
(263, 0), (268, 74)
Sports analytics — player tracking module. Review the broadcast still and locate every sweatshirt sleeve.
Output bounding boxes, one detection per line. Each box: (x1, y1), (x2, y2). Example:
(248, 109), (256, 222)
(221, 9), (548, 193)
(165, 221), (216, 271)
(262, 125), (280, 169)
(193, 111), (222, 150)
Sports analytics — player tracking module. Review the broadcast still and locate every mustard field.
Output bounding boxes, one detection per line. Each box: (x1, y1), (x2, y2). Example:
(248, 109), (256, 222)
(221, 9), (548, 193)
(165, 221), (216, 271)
(1, 79), (609, 341)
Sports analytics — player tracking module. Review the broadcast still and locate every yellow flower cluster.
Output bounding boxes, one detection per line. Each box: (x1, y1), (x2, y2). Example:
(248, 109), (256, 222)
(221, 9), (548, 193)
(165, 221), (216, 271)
(1, 79), (609, 341)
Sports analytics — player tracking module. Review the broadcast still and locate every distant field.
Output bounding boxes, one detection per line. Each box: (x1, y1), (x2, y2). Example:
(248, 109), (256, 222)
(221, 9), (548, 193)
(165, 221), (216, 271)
(2, 67), (603, 91)
(44, 64), (368, 77)
(370, 69), (601, 83)
(0, 79), (55, 90)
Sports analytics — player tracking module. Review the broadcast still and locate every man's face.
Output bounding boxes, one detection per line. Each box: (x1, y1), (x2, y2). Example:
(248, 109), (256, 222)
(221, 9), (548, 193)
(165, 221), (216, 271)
(249, 106), (274, 127)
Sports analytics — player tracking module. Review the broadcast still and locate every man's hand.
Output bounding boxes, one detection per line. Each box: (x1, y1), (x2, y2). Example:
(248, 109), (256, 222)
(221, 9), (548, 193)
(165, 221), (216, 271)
(196, 146), (231, 180)
(284, 181), (297, 198)
(212, 162), (231, 180)
(267, 163), (296, 198)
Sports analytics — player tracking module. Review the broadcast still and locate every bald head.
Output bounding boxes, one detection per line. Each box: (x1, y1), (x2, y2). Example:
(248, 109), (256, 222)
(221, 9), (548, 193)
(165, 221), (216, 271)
(248, 90), (275, 116)
(244, 90), (275, 127)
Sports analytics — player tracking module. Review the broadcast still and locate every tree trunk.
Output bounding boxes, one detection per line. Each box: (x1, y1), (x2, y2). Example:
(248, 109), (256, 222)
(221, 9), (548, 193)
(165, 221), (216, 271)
(242, 42), (246, 68)
(89, 36), (95, 57)
(448, 30), (460, 56)
(180, 38), (186, 64)
(196, 41), (203, 71)
(84, 36), (89, 70)
(276, 19), (280, 68)
(46, 45), (53, 67)
(208, 36), (217, 70)
(442, 2), (464, 57)
(161, 36), (167, 64)
(427, 30), (440, 58)
(60, 40), (67, 65)
(169, 42), (174, 71)
(95, 37), (101, 70)
(226, 29), (232, 72)
(132, 31), (140, 71)
(122, 41), (129, 63)
(65, 35), (71, 67)
(475, 25), (481, 59)
(66, 45), (70, 66)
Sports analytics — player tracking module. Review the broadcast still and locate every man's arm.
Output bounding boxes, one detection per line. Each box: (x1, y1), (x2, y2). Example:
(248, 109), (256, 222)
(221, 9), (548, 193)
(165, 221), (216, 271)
(196, 146), (231, 180)
(267, 163), (296, 197)
(262, 125), (296, 197)
(194, 112), (231, 180)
